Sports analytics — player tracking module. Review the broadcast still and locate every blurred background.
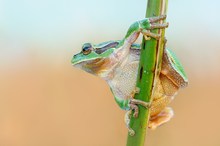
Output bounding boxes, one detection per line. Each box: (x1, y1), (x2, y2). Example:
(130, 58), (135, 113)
(0, 0), (220, 146)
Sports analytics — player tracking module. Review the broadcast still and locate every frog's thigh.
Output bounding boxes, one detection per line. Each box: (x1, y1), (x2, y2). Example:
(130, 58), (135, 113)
(148, 107), (174, 130)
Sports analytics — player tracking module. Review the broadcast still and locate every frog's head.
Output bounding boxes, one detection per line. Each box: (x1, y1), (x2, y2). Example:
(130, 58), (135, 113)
(72, 41), (120, 76)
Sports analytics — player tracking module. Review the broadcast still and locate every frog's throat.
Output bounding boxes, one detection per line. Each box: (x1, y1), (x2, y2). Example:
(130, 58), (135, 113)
(85, 58), (117, 79)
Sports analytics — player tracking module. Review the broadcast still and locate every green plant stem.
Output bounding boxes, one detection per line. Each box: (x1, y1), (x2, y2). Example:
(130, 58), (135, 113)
(126, 0), (168, 146)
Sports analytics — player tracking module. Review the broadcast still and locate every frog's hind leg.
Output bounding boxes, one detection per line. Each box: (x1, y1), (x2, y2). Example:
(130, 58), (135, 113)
(148, 107), (174, 130)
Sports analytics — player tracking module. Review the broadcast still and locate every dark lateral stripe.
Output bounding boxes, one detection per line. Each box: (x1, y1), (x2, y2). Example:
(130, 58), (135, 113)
(95, 42), (119, 54)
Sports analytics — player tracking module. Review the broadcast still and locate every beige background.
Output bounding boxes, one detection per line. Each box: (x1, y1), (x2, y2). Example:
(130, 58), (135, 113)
(1, 0), (220, 146)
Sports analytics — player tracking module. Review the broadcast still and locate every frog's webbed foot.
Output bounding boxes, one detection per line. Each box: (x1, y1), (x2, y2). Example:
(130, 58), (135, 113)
(130, 98), (151, 118)
(125, 87), (151, 136)
(125, 99), (151, 136)
(148, 107), (174, 130)
(128, 87), (151, 118)
(140, 15), (169, 40)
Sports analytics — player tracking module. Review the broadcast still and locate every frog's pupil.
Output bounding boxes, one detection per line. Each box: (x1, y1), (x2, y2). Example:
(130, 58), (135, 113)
(82, 43), (92, 51)
(83, 47), (89, 52)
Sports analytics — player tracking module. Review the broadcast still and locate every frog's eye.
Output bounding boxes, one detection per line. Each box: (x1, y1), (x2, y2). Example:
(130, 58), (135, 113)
(82, 43), (93, 55)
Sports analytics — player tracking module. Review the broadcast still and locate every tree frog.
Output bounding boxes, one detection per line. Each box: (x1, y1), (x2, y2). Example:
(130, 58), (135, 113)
(71, 15), (188, 135)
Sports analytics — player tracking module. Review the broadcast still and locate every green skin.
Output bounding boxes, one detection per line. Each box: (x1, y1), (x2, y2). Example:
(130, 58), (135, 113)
(72, 15), (188, 118)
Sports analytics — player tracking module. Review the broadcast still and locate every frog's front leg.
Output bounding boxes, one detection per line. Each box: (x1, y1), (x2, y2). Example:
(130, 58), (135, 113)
(127, 87), (151, 118)
(125, 15), (168, 44)
(114, 87), (150, 115)
(125, 100), (151, 136)
(127, 99), (151, 136)
(115, 88), (151, 136)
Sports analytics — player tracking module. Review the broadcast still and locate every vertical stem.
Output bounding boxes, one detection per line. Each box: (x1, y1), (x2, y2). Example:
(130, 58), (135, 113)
(126, 0), (168, 146)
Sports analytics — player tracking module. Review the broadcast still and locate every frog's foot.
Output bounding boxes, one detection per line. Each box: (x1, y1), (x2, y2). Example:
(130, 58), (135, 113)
(142, 30), (161, 40)
(141, 22), (169, 40)
(125, 97), (151, 136)
(130, 98), (151, 118)
(140, 15), (169, 40)
(148, 107), (174, 130)
(125, 110), (135, 136)
(128, 87), (150, 118)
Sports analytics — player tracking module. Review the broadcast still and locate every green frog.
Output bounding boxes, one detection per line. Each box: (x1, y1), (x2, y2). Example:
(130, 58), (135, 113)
(71, 15), (188, 135)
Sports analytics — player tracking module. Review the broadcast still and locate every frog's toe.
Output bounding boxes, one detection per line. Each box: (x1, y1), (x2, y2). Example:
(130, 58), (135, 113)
(142, 30), (161, 40)
(128, 129), (135, 136)
(149, 15), (167, 23)
(130, 87), (140, 98)
(130, 99), (151, 109)
(141, 22), (168, 40)
(129, 99), (151, 118)
(150, 22), (169, 30)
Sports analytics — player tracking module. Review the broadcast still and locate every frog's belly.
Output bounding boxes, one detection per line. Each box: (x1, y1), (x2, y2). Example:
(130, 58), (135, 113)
(109, 61), (139, 100)
(109, 59), (177, 117)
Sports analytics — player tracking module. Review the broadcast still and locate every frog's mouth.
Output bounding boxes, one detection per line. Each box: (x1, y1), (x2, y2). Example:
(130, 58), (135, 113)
(71, 53), (83, 65)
